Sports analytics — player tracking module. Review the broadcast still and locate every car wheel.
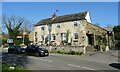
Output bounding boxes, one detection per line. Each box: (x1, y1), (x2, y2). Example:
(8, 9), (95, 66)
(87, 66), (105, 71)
(8, 50), (11, 54)
(35, 52), (39, 57)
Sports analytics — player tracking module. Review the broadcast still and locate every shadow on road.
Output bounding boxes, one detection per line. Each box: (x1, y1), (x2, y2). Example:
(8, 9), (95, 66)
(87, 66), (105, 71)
(109, 63), (120, 70)
(2, 52), (29, 68)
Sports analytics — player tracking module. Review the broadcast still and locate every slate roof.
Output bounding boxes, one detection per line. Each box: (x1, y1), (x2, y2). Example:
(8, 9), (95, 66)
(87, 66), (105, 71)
(35, 12), (87, 26)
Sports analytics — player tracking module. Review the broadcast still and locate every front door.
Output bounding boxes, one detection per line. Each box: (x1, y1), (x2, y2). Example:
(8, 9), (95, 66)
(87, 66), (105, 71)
(87, 34), (94, 45)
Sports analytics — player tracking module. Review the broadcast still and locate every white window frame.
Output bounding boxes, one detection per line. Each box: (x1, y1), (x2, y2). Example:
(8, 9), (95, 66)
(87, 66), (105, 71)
(40, 35), (44, 41)
(73, 21), (78, 27)
(73, 33), (79, 39)
(41, 26), (45, 31)
(51, 34), (56, 41)
(56, 24), (60, 29)
(61, 32), (67, 41)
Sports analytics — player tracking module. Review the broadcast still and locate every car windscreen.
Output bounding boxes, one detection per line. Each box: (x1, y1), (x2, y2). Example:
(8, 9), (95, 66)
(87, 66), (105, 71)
(15, 46), (21, 48)
(10, 46), (21, 48)
(38, 47), (46, 50)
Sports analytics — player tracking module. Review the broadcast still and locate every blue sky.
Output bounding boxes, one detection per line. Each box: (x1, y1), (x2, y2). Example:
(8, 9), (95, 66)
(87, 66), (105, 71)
(2, 2), (118, 28)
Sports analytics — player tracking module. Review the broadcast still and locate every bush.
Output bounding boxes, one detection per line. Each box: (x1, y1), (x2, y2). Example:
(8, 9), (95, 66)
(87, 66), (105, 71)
(2, 39), (7, 45)
(3, 44), (9, 48)
(50, 47), (84, 56)
(24, 38), (31, 45)
(69, 51), (76, 55)
(102, 44), (106, 51)
(57, 50), (61, 53)
(14, 40), (22, 46)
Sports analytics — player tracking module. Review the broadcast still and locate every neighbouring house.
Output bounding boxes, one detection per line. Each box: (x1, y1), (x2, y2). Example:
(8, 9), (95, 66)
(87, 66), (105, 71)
(29, 11), (112, 47)
(16, 29), (29, 43)
(29, 29), (34, 42)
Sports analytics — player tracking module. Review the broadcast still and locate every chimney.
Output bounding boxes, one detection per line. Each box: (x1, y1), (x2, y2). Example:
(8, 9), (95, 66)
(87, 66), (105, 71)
(52, 13), (57, 20)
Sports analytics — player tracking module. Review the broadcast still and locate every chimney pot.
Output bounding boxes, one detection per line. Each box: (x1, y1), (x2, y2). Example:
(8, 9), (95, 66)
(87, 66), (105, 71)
(52, 13), (57, 18)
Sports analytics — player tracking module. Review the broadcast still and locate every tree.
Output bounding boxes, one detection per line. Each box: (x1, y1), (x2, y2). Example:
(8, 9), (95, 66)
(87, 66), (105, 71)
(113, 25), (120, 40)
(2, 15), (33, 45)
(2, 15), (23, 40)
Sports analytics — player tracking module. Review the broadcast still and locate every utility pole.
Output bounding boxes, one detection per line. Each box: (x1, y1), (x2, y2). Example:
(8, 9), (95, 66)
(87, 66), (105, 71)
(23, 29), (25, 44)
(48, 25), (51, 46)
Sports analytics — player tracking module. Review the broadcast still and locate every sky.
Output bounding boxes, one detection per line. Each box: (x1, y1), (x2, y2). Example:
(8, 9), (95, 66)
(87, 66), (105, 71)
(2, 2), (118, 32)
(2, 0), (119, 2)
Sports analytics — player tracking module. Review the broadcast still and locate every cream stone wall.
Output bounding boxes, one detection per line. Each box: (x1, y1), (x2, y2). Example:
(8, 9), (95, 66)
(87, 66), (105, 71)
(31, 19), (108, 46)
(86, 23), (108, 45)
(50, 20), (88, 46)
(32, 20), (88, 46)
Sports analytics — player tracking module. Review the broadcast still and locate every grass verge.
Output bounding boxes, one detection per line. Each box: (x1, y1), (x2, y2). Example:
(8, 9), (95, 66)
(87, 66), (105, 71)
(2, 62), (31, 72)
(50, 50), (84, 55)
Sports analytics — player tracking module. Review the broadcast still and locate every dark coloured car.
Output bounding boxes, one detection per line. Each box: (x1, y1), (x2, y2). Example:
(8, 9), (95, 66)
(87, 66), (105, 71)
(25, 45), (49, 57)
(8, 46), (26, 54)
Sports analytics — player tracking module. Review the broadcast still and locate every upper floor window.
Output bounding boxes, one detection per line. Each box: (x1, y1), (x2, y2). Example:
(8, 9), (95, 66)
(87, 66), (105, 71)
(74, 21), (78, 27)
(35, 32), (37, 37)
(56, 24), (60, 28)
(41, 27), (44, 30)
(35, 32), (38, 42)
(41, 35), (44, 41)
(74, 33), (78, 39)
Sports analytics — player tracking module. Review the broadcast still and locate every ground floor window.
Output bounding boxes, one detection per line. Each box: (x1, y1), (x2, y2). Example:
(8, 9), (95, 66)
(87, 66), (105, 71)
(61, 33), (66, 41)
(40, 35), (44, 41)
(74, 33), (78, 39)
(52, 34), (56, 40)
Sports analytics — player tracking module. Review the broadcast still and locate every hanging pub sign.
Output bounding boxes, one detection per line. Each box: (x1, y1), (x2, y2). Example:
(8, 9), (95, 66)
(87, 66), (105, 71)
(7, 39), (13, 43)
(107, 31), (113, 36)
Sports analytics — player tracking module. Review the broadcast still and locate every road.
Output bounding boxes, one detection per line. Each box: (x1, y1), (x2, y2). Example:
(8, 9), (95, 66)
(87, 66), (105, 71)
(1, 48), (120, 71)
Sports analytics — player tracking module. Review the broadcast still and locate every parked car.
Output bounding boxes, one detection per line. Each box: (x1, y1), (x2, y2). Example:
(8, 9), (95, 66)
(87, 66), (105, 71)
(8, 46), (26, 54)
(25, 45), (49, 57)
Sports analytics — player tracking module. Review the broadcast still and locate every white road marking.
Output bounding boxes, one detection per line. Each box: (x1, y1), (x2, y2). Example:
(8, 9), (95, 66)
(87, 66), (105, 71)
(68, 64), (96, 70)
(113, 61), (120, 63)
(38, 58), (52, 62)
(68, 64), (81, 68)
(82, 66), (96, 70)
(28, 56), (52, 62)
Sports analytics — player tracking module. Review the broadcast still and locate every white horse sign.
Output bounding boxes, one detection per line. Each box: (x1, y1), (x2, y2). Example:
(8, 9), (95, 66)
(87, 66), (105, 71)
(7, 39), (13, 43)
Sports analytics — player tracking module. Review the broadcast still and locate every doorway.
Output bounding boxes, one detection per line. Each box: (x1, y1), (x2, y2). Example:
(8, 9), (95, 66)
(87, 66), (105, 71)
(87, 34), (94, 45)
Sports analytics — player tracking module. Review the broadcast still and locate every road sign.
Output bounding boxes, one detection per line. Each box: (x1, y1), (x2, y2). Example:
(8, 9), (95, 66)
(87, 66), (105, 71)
(7, 39), (13, 43)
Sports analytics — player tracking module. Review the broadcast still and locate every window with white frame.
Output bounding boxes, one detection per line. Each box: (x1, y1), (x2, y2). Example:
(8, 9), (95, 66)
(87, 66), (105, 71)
(61, 33), (66, 41)
(40, 35), (44, 41)
(74, 33), (78, 39)
(56, 24), (60, 28)
(52, 34), (56, 40)
(35, 32), (38, 42)
(74, 21), (78, 27)
(41, 26), (44, 30)
(35, 32), (37, 37)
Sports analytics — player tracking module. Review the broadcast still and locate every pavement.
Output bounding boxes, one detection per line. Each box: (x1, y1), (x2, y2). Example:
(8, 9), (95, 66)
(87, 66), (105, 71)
(1, 47), (120, 71)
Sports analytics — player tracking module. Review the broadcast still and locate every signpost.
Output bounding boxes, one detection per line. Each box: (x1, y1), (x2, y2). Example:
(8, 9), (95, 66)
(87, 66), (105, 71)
(7, 39), (13, 43)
